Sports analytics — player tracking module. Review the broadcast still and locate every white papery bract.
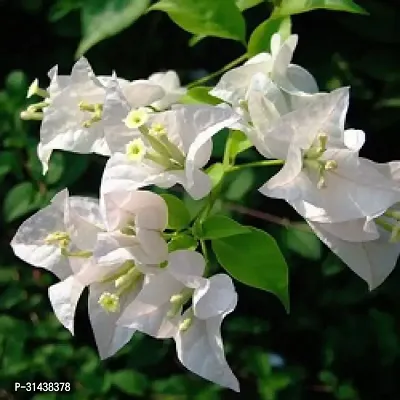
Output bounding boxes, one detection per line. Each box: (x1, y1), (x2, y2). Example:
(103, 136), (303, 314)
(117, 250), (239, 391)
(101, 85), (239, 199)
(175, 274), (239, 392)
(210, 33), (318, 109)
(117, 250), (207, 338)
(11, 186), (170, 360)
(36, 58), (164, 174)
(308, 218), (400, 290)
(306, 161), (400, 289)
(97, 189), (169, 265)
(10, 189), (101, 281)
(10, 189), (103, 333)
(148, 70), (186, 110)
(255, 87), (400, 223)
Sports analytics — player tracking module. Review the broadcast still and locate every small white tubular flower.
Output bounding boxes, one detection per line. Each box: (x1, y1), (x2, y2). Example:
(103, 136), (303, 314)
(174, 274), (239, 392)
(100, 189), (168, 264)
(38, 58), (113, 173)
(101, 77), (164, 152)
(261, 147), (400, 224)
(148, 70), (186, 110)
(210, 33), (318, 108)
(117, 250), (207, 339)
(308, 218), (400, 290)
(101, 104), (239, 200)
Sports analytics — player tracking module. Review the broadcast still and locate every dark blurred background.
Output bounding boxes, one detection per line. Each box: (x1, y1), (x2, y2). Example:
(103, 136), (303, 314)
(1, 0), (400, 399)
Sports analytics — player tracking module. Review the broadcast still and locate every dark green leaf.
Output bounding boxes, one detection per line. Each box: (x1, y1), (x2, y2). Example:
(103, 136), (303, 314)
(272, 0), (367, 18)
(248, 17), (291, 57)
(77, 0), (150, 57)
(212, 227), (289, 310)
(150, 0), (246, 43)
(283, 226), (322, 260)
(112, 370), (148, 395)
(197, 215), (250, 239)
(3, 182), (36, 222)
(45, 152), (65, 185)
(160, 194), (191, 230)
(49, 0), (83, 22)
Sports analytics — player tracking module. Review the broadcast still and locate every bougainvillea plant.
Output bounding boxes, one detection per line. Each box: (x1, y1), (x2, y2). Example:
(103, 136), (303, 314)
(12, 0), (399, 392)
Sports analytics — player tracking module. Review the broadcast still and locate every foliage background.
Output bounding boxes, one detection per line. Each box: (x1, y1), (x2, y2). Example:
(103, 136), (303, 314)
(1, 0), (400, 399)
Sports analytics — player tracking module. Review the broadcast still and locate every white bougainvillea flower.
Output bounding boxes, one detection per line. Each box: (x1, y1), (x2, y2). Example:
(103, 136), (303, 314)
(117, 250), (207, 338)
(48, 256), (142, 359)
(37, 58), (113, 171)
(10, 189), (102, 281)
(210, 33), (318, 109)
(174, 274), (239, 392)
(248, 86), (351, 159)
(308, 217), (400, 290)
(32, 58), (164, 173)
(46, 189), (169, 359)
(101, 97), (239, 199)
(98, 189), (169, 265)
(9, 188), (135, 358)
(306, 161), (400, 289)
(117, 250), (239, 390)
(148, 70), (186, 110)
(256, 88), (400, 223)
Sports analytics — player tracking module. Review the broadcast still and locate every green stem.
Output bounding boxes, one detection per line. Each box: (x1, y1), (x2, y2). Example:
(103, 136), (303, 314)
(187, 54), (249, 89)
(200, 239), (209, 274)
(228, 159), (284, 172)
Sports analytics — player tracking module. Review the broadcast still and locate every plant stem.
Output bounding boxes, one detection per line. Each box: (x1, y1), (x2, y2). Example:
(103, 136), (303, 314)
(228, 159), (284, 172)
(187, 54), (248, 89)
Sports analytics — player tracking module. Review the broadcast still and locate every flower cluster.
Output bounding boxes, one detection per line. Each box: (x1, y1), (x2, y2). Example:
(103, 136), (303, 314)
(13, 33), (400, 390)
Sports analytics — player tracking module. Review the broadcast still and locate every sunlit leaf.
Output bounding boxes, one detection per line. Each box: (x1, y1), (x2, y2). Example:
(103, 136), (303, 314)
(77, 0), (150, 57)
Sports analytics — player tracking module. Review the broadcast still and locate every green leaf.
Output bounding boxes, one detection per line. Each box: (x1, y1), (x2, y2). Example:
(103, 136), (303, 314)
(77, 0), (150, 57)
(111, 370), (148, 395)
(236, 0), (264, 11)
(229, 130), (253, 159)
(168, 233), (198, 252)
(225, 169), (254, 201)
(181, 87), (222, 105)
(206, 162), (225, 188)
(45, 152), (64, 185)
(248, 16), (291, 57)
(49, 0), (83, 22)
(150, 0), (246, 43)
(0, 151), (14, 180)
(189, 34), (206, 47)
(272, 0), (367, 18)
(6, 71), (27, 96)
(59, 152), (89, 186)
(160, 194), (191, 230)
(3, 182), (36, 222)
(283, 226), (322, 260)
(212, 227), (289, 310)
(197, 215), (250, 239)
